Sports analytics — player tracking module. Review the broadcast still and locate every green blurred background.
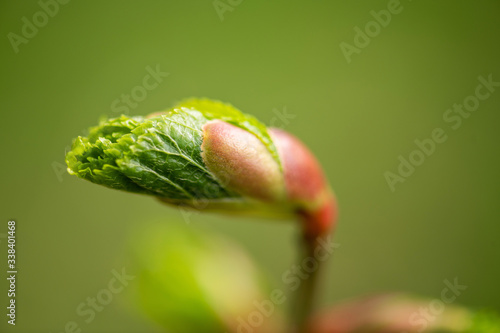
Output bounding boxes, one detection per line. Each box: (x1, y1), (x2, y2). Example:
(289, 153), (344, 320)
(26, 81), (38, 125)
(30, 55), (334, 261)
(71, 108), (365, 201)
(1, 1), (499, 332)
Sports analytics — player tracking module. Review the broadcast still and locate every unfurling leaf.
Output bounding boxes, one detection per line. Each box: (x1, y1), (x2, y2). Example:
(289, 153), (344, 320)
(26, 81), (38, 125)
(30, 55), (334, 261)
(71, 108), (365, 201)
(66, 98), (337, 236)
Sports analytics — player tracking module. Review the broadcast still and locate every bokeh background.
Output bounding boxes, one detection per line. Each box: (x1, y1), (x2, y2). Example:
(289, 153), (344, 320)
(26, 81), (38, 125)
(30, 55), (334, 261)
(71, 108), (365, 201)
(1, 1), (499, 332)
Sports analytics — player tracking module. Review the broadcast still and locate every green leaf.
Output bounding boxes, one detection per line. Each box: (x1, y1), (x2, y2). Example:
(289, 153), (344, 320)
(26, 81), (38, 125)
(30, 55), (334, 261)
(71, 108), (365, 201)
(65, 99), (302, 221)
(116, 108), (236, 200)
(66, 109), (238, 200)
(66, 99), (283, 198)
(66, 115), (153, 195)
(128, 221), (283, 333)
(130, 222), (227, 333)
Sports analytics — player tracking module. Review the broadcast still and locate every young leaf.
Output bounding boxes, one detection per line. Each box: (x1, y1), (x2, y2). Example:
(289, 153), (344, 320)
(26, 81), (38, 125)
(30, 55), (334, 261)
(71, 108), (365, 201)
(66, 98), (337, 236)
